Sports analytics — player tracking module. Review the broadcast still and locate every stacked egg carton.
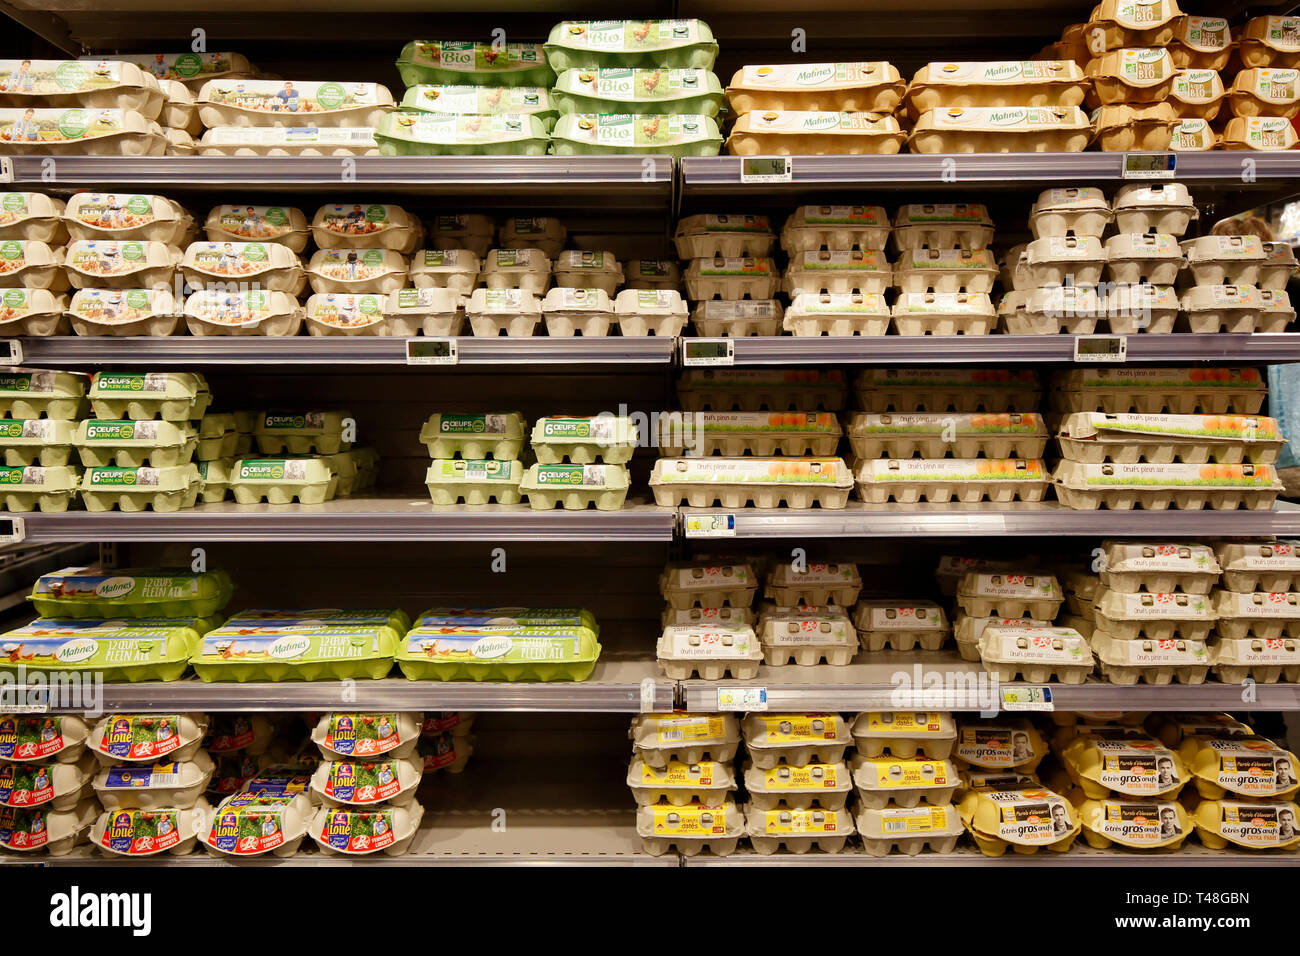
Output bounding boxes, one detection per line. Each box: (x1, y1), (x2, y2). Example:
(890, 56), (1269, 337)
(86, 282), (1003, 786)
(0, 191), (70, 335)
(956, 569), (1088, 683)
(0, 368), (86, 512)
(419, 410), (527, 507)
(944, 554), (1040, 661)
(653, 368), (854, 510)
(195, 409), (258, 503)
(519, 413), (634, 511)
(850, 712), (963, 856)
(1048, 365), (1283, 511)
(889, 204), (997, 337)
(780, 204), (893, 337)
(1211, 540), (1300, 684)
(203, 715), (280, 803)
(419, 712), (475, 775)
(757, 560), (861, 667)
(656, 559), (761, 680)
(850, 366), (1049, 506)
(1178, 208), (1296, 336)
(677, 213), (781, 337)
(235, 408), (380, 505)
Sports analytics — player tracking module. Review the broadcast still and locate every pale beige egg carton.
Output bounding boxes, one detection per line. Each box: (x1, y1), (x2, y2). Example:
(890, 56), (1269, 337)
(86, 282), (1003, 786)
(1111, 182), (1198, 236)
(909, 105), (1092, 154)
(1215, 540), (1300, 592)
(1091, 102), (1179, 152)
(623, 258), (681, 291)
(664, 411), (842, 458)
(68, 287), (181, 337)
(744, 805), (855, 854)
(464, 287), (542, 337)
(198, 795), (309, 859)
(999, 284), (1102, 335)
(1180, 284), (1295, 334)
(891, 291), (996, 336)
(61, 239), (177, 291)
(541, 287), (614, 337)
(853, 600), (950, 652)
(847, 410), (1049, 460)
(305, 248), (409, 296)
(904, 60), (1089, 119)
(742, 712), (853, 770)
(726, 62), (905, 115)
(766, 561), (862, 606)
(674, 214), (774, 259)
(1170, 68), (1225, 120)
(854, 368), (1040, 414)
(64, 193), (192, 245)
(310, 203), (422, 253)
(198, 125), (379, 156)
(660, 560), (758, 609)
(684, 256), (780, 300)
(856, 457), (1050, 506)
(663, 604), (755, 628)
(636, 802), (744, 857)
(1100, 282), (1180, 334)
(691, 298), (783, 336)
(0, 239), (66, 290)
(678, 368), (847, 412)
(0, 109), (168, 156)
(181, 240), (306, 294)
(891, 203), (994, 251)
(203, 204), (310, 253)
(781, 205), (891, 253)
(784, 250), (891, 297)
(954, 615), (1051, 662)
(0, 800), (96, 855)
(184, 289), (304, 337)
(1023, 236), (1107, 285)
(977, 624), (1094, 684)
(627, 756), (737, 807)
(1238, 15), (1300, 69)
(197, 78), (393, 128)
(407, 248), (479, 295)
(611, 289), (688, 337)
(1088, 0), (1184, 49)
(498, 217), (565, 258)
(1261, 241), (1300, 290)
(629, 713), (741, 771)
(381, 288), (466, 337)
(552, 250), (621, 296)
(1087, 48), (1175, 106)
(309, 755), (423, 808)
(1212, 589), (1300, 640)
(95, 802), (205, 856)
(1053, 459), (1283, 511)
(851, 712), (957, 760)
(309, 801), (424, 857)
(88, 713), (209, 766)
(1181, 234), (1267, 286)
(1221, 115), (1300, 150)
(956, 571), (1063, 619)
(1028, 186), (1112, 240)
(0, 289), (69, 335)
(850, 752), (960, 809)
(1229, 67), (1300, 119)
(856, 804), (964, 856)
(164, 128), (196, 154)
(758, 619), (857, 666)
(426, 213), (493, 258)
(92, 750), (212, 810)
(479, 247), (551, 295)
(894, 247), (998, 294)
(1170, 117), (1218, 150)
(1098, 540), (1221, 594)
(1104, 233), (1184, 284)
(159, 79), (200, 133)
(1213, 635), (1300, 683)
(1049, 366), (1267, 416)
(1057, 411), (1286, 466)
(742, 760), (852, 811)
(1093, 587), (1215, 641)
(305, 294), (404, 337)
(727, 111), (906, 156)
(650, 456), (855, 509)
(656, 623), (763, 680)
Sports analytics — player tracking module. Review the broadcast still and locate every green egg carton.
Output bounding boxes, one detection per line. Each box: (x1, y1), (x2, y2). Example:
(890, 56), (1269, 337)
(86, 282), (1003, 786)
(312, 452), (358, 497)
(191, 620), (401, 682)
(196, 413), (238, 461)
(88, 372), (211, 423)
(254, 410), (352, 456)
(544, 20), (719, 71)
(0, 370), (89, 420)
(551, 112), (721, 156)
(419, 412), (527, 460)
(425, 459), (523, 506)
(417, 607), (598, 635)
(552, 68), (723, 116)
(531, 415), (638, 464)
(400, 85), (557, 130)
(347, 447), (380, 491)
(396, 40), (555, 88)
(225, 607), (412, 632)
(30, 567), (233, 620)
(0, 419), (76, 466)
(375, 111), (550, 156)
(520, 462), (630, 511)
(73, 419), (198, 468)
(80, 464), (200, 513)
(230, 457), (337, 505)
(0, 464), (79, 512)
(396, 623), (601, 681)
(194, 457), (234, 503)
(231, 410), (259, 434)
(0, 619), (206, 683)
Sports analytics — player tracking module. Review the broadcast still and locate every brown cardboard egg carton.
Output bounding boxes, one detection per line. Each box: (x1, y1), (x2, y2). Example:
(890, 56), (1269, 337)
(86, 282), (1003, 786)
(954, 614), (1051, 662)
(959, 786), (1079, 855)
(1221, 115), (1300, 150)
(741, 713), (853, 770)
(1215, 541), (1300, 592)
(1028, 187), (1112, 240)
(1100, 282), (1180, 334)
(765, 561), (862, 606)
(757, 604), (857, 666)
(1181, 285), (1292, 337)
(999, 285), (1102, 335)
(636, 802), (744, 857)
(854, 368), (1041, 414)
(781, 205), (891, 253)
(674, 214), (774, 259)
(1170, 69), (1225, 120)
(1181, 235), (1267, 286)
(1092, 587), (1214, 641)
(891, 204), (994, 251)
(977, 624), (1094, 684)
(660, 561), (758, 609)
(1049, 367), (1267, 416)
(1239, 16), (1300, 69)
(651, 456), (855, 509)
(1086, 48), (1175, 105)
(1212, 589), (1300, 640)
(742, 760), (852, 811)
(1171, 16), (1232, 70)
(629, 713), (741, 770)
(893, 247), (997, 294)
(853, 600), (950, 652)
(1088, 0), (1184, 48)
(1091, 102), (1180, 152)
(1179, 735), (1300, 801)
(685, 256), (780, 300)
(956, 571), (1063, 619)
(783, 250), (891, 296)
(850, 712), (957, 760)
(743, 805), (854, 854)
(1170, 117), (1218, 150)
(1053, 460), (1284, 511)
(904, 61), (1089, 119)
(855, 457), (1050, 505)
(847, 410), (1048, 460)
(856, 804), (964, 856)
(727, 111), (906, 156)
(627, 756), (737, 807)
(850, 752), (959, 809)
(891, 291), (995, 336)
(1111, 183), (1198, 236)
(657, 623), (763, 680)
(1212, 635), (1300, 683)
(1023, 236), (1106, 286)
(1105, 234), (1184, 284)
(726, 62), (905, 115)
(1229, 67), (1300, 118)
(1261, 241), (1300, 290)
(679, 368), (847, 412)
(1056, 411), (1286, 465)
(783, 292), (889, 336)
(909, 105), (1091, 154)
(1097, 540), (1221, 593)
(1092, 632), (1211, 686)
(613, 289), (688, 337)
(691, 299), (783, 337)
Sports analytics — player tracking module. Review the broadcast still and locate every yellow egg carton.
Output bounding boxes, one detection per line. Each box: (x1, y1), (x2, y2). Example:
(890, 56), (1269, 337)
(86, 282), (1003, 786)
(891, 291), (995, 336)
(850, 752), (960, 809)
(1230, 67), (1300, 118)
(673, 214), (773, 259)
(626, 757), (737, 807)
(1146, 713), (1254, 748)
(1077, 797), (1191, 850)
(783, 249), (891, 296)
(1181, 735), (1300, 801)
(65, 193), (192, 244)
(0, 239), (65, 290)
(1091, 101), (1179, 151)
(1103, 233), (1183, 285)
(1170, 68), (1225, 120)
(856, 803), (963, 856)
(74, 418), (196, 468)
(781, 205), (890, 253)
(956, 571), (1062, 619)
(1060, 730), (1190, 798)
(953, 719), (1048, 771)
(742, 713), (852, 769)
(977, 624), (1093, 684)
(766, 561), (861, 606)
(93, 751), (213, 810)
(0, 463), (78, 511)
(847, 411), (1047, 460)
(726, 62), (904, 115)
(1058, 412), (1286, 466)
(684, 256), (779, 300)
(1193, 798), (1300, 851)
(853, 600), (949, 652)
(653, 456), (854, 509)
(910, 105), (1091, 154)
(904, 61), (1089, 119)
(679, 368), (847, 412)
(756, 604), (856, 666)
(656, 623), (762, 680)
(1212, 589), (1300, 640)
(691, 298), (783, 336)
(0, 288), (69, 336)
(856, 457), (1049, 506)
(612, 289), (688, 337)
(520, 462), (629, 511)
(728, 110), (906, 156)
(851, 712), (956, 760)
(229, 457), (336, 505)
(0, 192), (65, 243)
(1049, 366), (1266, 416)
(781, 292), (889, 337)
(1098, 540), (1220, 593)
(855, 367), (1040, 414)
(623, 258), (681, 291)
(629, 713), (741, 770)
(0, 800), (96, 855)
(1216, 540), (1300, 592)
(1054, 460), (1284, 511)
(954, 615), (1050, 662)
(310, 203), (422, 253)
(744, 805), (855, 854)
(637, 801), (744, 857)
(1170, 117), (1217, 150)
(1222, 114), (1300, 150)
(663, 605), (755, 628)
(742, 760), (851, 810)
(959, 786), (1080, 856)
(660, 560), (758, 610)
(1112, 182), (1198, 236)
(1261, 240), (1300, 289)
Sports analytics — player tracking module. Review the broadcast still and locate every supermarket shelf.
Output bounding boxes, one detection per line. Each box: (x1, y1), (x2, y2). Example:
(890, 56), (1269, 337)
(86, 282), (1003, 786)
(680, 501), (1300, 539)
(681, 652), (1300, 712)
(686, 844), (1299, 867)
(18, 658), (671, 713)
(16, 335), (677, 366)
(713, 334), (1300, 366)
(18, 497), (676, 542)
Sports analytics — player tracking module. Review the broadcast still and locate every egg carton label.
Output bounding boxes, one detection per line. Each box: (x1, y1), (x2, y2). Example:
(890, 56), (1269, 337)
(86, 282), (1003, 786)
(1099, 801), (1183, 844)
(650, 803), (727, 835)
(324, 761), (403, 803)
(640, 761), (719, 786)
(0, 716), (69, 760)
(0, 763), (54, 806)
(753, 714), (840, 743)
(878, 806), (951, 835)
(101, 808), (182, 855)
(653, 715), (728, 744)
(98, 714), (182, 760)
(208, 795), (288, 854)
(762, 764), (840, 789)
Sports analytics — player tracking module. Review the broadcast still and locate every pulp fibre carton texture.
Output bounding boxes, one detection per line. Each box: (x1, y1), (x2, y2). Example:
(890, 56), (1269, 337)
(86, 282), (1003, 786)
(890, 291), (996, 336)
(1077, 797), (1192, 850)
(1170, 117), (1218, 150)
(650, 456), (854, 509)
(552, 250), (622, 296)
(1147, 713), (1254, 748)
(1090, 631), (1211, 685)
(1192, 799), (1300, 851)
(426, 458), (523, 506)
(684, 256), (780, 300)
(254, 410), (351, 455)
(854, 367), (1040, 413)
(0, 752), (97, 812)
(692, 299), (784, 337)
(0, 289), (68, 337)
(726, 62), (904, 115)
(68, 288), (181, 337)
(380, 287), (465, 337)
(304, 292), (396, 336)
(660, 561), (757, 609)
(1213, 635), (1300, 684)
(782, 291), (890, 337)
(181, 239), (306, 294)
(629, 713), (740, 770)
(96, 52), (257, 91)
(765, 561), (861, 605)
(904, 60), (1088, 118)
(856, 803), (964, 856)
(407, 248), (479, 294)
(196, 79), (393, 129)
(853, 600), (950, 652)
(1216, 540), (1300, 592)
(855, 458), (1049, 505)
(756, 604), (857, 666)
(306, 248), (409, 295)
(627, 756), (737, 807)
(400, 84), (557, 128)
(310, 712), (421, 761)
(310, 203), (422, 254)
(397, 624), (601, 681)
(89, 370), (209, 423)
(1180, 285), (1295, 335)
(228, 457), (337, 505)
(0, 191), (65, 243)
(741, 713), (852, 769)
(1181, 234), (1267, 285)
(92, 800), (211, 857)
(540, 287), (615, 337)
(636, 801), (743, 857)
(744, 805), (855, 854)
(0, 800), (97, 855)
(959, 786), (1080, 856)
(204, 204), (310, 253)
(742, 760), (852, 811)
(782, 204), (890, 253)
(1052, 460), (1284, 511)
(847, 411), (1048, 460)
(1104, 233), (1184, 285)
(0, 417), (75, 466)
(420, 412), (525, 460)
(88, 713), (208, 766)
(656, 623), (762, 680)
(73, 418), (195, 468)
(0, 619), (204, 682)
(1049, 367), (1267, 416)
(0, 715), (91, 764)
(1059, 730), (1190, 799)
(184, 288), (304, 337)
(198, 126), (380, 157)
(1028, 186), (1112, 239)
(908, 106), (1092, 154)
(678, 368), (847, 412)
(520, 462), (630, 511)
(309, 755), (423, 808)
(553, 68), (722, 116)
(498, 216), (566, 257)
(954, 615), (1050, 662)
(544, 20), (719, 72)
(613, 289), (688, 337)
(784, 249), (891, 296)
(727, 111), (906, 156)
(851, 712), (957, 760)
(1056, 412), (1285, 466)
(1212, 589), (1300, 640)
(464, 288), (541, 337)
(676, 215), (772, 259)
(1170, 68), (1225, 120)
(376, 112), (549, 157)
(976, 624), (1094, 684)
(1228, 67), (1300, 119)
(623, 257), (681, 291)
(1091, 102), (1180, 152)
(0, 239), (67, 290)
(1221, 115), (1300, 150)
(0, 109), (168, 156)
(1088, 0), (1184, 48)
(1086, 48), (1175, 106)
(424, 213), (493, 258)
(551, 112), (721, 157)
(849, 752), (960, 809)
(1179, 735), (1300, 801)
(1022, 235), (1106, 286)
(1261, 240), (1300, 289)
(199, 791), (310, 858)
(952, 719), (1049, 771)
(1097, 540), (1220, 593)
(0, 463), (77, 511)
(1237, 16), (1300, 69)
(659, 411), (842, 457)
(1111, 182), (1198, 236)
(0, 59), (163, 116)
(396, 41), (552, 88)
(894, 247), (998, 294)
(663, 605), (754, 627)
(30, 567), (231, 619)
(191, 620), (402, 682)
(64, 193), (191, 244)
(1092, 587), (1214, 641)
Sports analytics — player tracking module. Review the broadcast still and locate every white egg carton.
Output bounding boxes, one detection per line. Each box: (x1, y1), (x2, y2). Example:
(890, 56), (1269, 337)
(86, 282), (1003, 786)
(305, 248), (408, 295)
(849, 752), (960, 809)
(1049, 367), (1268, 416)
(999, 285), (1101, 335)
(636, 803), (744, 857)
(479, 247), (551, 294)
(1111, 182), (1198, 236)
(853, 600), (950, 651)
(659, 561), (758, 609)
(1215, 541), (1300, 592)
(956, 571), (1063, 619)
(1212, 590), (1300, 640)
(1182, 285), (1293, 334)
(0, 288), (70, 335)
(310, 203), (422, 253)
(891, 291), (995, 335)
(741, 713), (853, 770)
(1104, 233), (1185, 284)
(541, 287), (614, 337)
(744, 806), (855, 855)
(629, 713), (741, 770)
(742, 761), (852, 811)
(853, 368), (1040, 413)
(1180, 234), (1267, 286)
(497, 217), (565, 258)
(613, 289), (688, 337)
(781, 205), (891, 253)
(783, 297), (888, 338)
(765, 561), (862, 606)
(1260, 241), (1299, 290)
(657, 624), (762, 680)
(783, 249), (892, 296)
(850, 712), (957, 760)
(1023, 236), (1107, 286)
(1056, 411), (1286, 465)
(1101, 282), (1179, 334)
(1028, 187), (1113, 239)
(650, 456), (855, 509)
(891, 203), (994, 251)
(1090, 630), (1211, 685)
(407, 248), (479, 294)
(381, 287), (465, 337)
(658, 410), (842, 457)
(674, 214), (775, 259)
(678, 368), (847, 412)
(856, 804), (964, 857)
(977, 624), (1094, 684)
(893, 246), (998, 294)
(757, 604), (857, 665)
(1052, 459), (1283, 511)
(0, 239), (65, 289)
(855, 457), (1050, 505)
(622, 258), (681, 291)
(183, 289), (303, 337)
(684, 256), (780, 300)
(464, 287), (541, 337)
(691, 298), (783, 336)
(552, 250), (622, 296)
(953, 615), (1051, 662)
(1097, 540), (1221, 593)
(626, 757), (737, 807)
(1092, 587), (1215, 641)
(68, 287), (181, 337)
(1212, 635), (1300, 683)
